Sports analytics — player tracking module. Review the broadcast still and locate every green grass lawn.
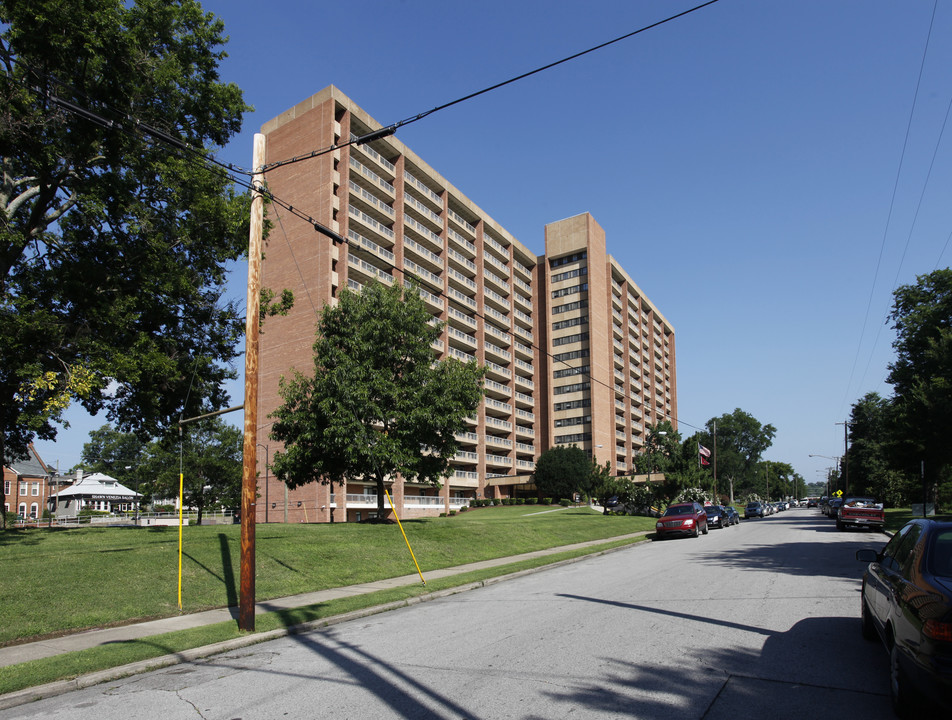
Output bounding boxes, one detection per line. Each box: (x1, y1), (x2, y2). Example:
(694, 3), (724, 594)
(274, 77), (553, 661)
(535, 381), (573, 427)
(0, 505), (654, 646)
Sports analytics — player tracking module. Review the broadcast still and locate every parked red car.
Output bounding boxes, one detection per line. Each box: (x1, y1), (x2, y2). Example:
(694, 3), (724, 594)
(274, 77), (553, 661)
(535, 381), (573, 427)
(837, 495), (885, 532)
(655, 502), (708, 539)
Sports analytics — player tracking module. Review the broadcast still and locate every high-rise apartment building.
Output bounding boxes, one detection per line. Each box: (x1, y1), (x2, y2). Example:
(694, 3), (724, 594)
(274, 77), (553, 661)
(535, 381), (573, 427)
(255, 86), (675, 523)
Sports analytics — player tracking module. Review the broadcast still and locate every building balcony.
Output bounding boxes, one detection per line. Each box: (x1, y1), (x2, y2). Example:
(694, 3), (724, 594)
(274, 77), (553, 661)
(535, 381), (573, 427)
(404, 215), (444, 254)
(347, 255), (393, 285)
(484, 396), (512, 416)
(447, 285), (477, 311)
(404, 171), (442, 209)
(448, 227), (477, 257)
(448, 208), (476, 237)
(484, 341), (512, 363)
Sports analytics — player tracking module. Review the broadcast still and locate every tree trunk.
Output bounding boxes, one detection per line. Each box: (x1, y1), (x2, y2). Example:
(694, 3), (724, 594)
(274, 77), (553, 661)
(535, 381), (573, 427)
(376, 474), (387, 520)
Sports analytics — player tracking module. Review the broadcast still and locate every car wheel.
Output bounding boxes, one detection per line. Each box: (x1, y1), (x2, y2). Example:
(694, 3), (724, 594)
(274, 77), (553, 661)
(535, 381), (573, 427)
(701, 522), (708, 535)
(889, 642), (919, 718)
(692, 524), (699, 538)
(860, 596), (876, 642)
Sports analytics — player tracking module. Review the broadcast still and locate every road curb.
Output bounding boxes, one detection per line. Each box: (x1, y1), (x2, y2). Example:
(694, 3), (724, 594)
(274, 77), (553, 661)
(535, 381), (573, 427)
(0, 536), (647, 711)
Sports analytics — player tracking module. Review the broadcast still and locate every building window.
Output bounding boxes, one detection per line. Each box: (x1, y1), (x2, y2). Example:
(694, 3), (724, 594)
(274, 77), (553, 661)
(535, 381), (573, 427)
(554, 381), (591, 395)
(551, 266), (588, 283)
(31, 482), (39, 496)
(553, 332), (589, 347)
(553, 364), (590, 379)
(549, 251), (587, 269)
(553, 348), (589, 362)
(552, 300), (587, 315)
(554, 398), (591, 412)
(555, 432), (592, 444)
(3, 480), (9, 495)
(19, 482), (27, 496)
(552, 316), (588, 331)
(551, 283), (588, 299)
(29, 502), (38, 518)
(18, 503), (26, 517)
(554, 415), (592, 428)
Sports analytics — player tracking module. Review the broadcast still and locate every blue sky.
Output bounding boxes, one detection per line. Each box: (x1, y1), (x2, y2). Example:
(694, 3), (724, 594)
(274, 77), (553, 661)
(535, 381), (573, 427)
(33, 0), (952, 486)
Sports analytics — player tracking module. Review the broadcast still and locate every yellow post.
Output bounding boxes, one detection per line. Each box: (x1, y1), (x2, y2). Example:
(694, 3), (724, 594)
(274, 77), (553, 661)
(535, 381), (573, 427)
(177, 471), (184, 610)
(385, 487), (425, 585)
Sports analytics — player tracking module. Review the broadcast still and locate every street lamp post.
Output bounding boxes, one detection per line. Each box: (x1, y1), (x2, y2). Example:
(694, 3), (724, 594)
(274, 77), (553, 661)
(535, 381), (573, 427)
(809, 455), (842, 496)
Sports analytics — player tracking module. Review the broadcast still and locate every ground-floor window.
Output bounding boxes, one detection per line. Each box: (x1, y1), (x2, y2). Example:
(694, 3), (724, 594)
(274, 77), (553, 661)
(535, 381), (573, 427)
(29, 503), (38, 518)
(18, 503), (26, 517)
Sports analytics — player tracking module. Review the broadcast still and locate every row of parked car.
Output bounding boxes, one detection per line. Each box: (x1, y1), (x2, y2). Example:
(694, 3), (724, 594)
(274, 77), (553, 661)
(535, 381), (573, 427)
(743, 500), (795, 518)
(653, 501), (740, 539)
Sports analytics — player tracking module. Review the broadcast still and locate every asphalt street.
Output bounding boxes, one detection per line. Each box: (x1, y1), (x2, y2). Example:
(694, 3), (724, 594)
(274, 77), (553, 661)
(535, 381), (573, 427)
(0, 509), (894, 719)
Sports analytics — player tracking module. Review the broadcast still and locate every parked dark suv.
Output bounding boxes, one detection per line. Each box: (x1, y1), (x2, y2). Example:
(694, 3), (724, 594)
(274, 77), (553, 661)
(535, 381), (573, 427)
(745, 501), (765, 519)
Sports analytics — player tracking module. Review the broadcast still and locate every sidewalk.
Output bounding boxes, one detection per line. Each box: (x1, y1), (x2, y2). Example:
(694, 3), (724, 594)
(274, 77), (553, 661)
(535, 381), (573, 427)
(0, 530), (648, 671)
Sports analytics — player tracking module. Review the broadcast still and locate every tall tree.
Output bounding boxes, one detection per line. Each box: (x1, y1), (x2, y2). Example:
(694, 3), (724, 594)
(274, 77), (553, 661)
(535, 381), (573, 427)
(0, 1), (250, 526)
(80, 424), (147, 488)
(846, 392), (894, 500)
(147, 418), (242, 524)
(887, 269), (952, 506)
(705, 409), (776, 495)
(534, 445), (595, 501)
(269, 281), (485, 520)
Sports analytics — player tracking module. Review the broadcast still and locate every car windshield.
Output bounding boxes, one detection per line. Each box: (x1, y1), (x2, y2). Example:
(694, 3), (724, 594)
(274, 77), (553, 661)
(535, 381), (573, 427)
(928, 529), (952, 578)
(746, 503), (759, 508)
(663, 505), (692, 516)
(843, 497), (882, 509)
(705, 507), (718, 514)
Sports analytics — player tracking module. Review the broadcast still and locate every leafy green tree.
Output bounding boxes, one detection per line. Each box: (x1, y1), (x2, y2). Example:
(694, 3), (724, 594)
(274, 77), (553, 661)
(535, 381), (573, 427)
(270, 281), (485, 520)
(0, 0), (250, 527)
(633, 421), (680, 476)
(846, 392), (894, 500)
(80, 424), (148, 489)
(704, 409), (776, 496)
(146, 418), (242, 524)
(887, 269), (952, 508)
(533, 445), (593, 502)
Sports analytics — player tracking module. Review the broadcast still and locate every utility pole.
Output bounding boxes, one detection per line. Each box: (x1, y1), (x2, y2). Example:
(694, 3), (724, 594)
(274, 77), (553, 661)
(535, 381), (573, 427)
(836, 420), (849, 495)
(239, 133), (265, 632)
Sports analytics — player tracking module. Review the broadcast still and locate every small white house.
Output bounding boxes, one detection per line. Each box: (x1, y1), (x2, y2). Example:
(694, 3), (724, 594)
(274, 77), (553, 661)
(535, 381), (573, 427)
(52, 471), (141, 517)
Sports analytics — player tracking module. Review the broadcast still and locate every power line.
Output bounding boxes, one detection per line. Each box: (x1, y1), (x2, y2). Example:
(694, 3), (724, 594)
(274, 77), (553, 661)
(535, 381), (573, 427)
(840, 0), (939, 413)
(260, 0), (723, 174)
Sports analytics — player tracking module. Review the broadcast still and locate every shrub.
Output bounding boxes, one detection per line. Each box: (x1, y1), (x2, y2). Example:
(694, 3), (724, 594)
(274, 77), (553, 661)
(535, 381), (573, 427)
(559, 499), (572, 507)
(516, 497), (525, 505)
(526, 497), (538, 505)
(449, 510), (456, 516)
(543, 498), (553, 505)
(459, 505), (468, 512)
(439, 512), (447, 517)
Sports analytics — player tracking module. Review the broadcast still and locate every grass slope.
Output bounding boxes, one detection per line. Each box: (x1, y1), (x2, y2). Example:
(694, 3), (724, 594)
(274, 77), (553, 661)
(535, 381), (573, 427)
(0, 506), (654, 645)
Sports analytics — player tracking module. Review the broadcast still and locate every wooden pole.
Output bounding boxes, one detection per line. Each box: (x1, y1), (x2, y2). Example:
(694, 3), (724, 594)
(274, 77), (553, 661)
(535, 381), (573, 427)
(239, 133), (265, 631)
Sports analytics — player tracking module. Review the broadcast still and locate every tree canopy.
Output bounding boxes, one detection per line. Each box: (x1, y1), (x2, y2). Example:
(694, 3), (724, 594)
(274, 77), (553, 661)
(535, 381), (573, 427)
(269, 280), (485, 520)
(533, 445), (594, 501)
(81, 421), (241, 523)
(0, 0), (250, 526)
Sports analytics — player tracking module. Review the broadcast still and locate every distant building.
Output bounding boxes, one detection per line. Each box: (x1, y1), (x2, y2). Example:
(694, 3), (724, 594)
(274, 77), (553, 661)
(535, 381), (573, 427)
(51, 470), (141, 518)
(255, 86), (676, 523)
(3, 444), (55, 519)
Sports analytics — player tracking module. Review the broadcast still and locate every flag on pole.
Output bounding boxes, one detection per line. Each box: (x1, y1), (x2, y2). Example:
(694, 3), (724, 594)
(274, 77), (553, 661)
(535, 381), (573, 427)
(698, 444), (711, 467)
